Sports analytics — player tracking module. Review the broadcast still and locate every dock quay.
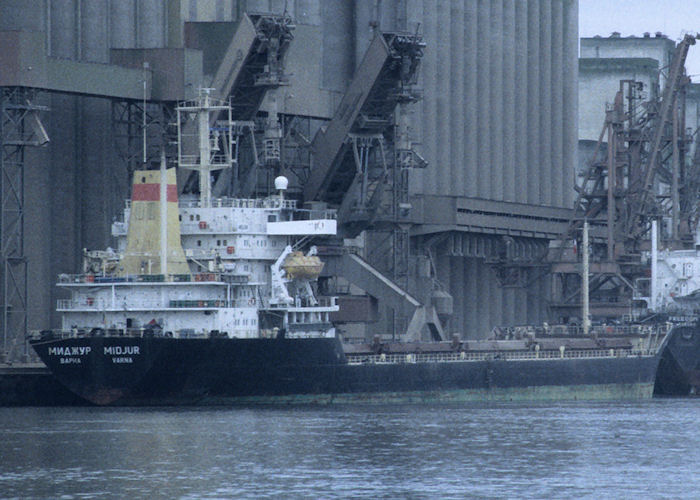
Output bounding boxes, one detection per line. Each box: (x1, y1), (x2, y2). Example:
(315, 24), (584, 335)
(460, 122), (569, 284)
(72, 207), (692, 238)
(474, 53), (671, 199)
(0, 363), (85, 406)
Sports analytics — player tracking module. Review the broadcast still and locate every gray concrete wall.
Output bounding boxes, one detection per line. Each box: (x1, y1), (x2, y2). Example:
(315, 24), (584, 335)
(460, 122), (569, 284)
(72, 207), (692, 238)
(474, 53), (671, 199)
(343, 0), (578, 336)
(401, 0), (577, 209)
(432, 254), (550, 339)
(687, 83), (700, 160)
(581, 34), (675, 86)
(364, 0), (577, 337)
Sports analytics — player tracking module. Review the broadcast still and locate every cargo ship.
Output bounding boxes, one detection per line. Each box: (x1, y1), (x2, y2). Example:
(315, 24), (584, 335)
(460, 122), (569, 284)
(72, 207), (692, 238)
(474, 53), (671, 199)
(30, 326), (673, 405)
(633, 229), (700, 396)
(29, 91), (678, 405)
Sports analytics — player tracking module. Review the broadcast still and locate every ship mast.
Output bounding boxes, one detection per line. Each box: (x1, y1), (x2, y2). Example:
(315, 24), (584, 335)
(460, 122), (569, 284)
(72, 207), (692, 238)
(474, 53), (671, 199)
(582, 220), (590, 336)
(160, 150), (168, 276)
(177, 88), (234, 206)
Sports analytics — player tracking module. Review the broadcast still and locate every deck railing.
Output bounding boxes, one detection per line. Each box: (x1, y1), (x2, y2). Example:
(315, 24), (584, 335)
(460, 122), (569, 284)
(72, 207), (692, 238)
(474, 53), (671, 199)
(346, 347), (656, 365)
(57, 298), (259, 311)
(116, 197), (336, 219)
(57, 295), (337, 311)
(28, 328), (205, 340)
(492, 323), (671, 338)
(57, 272), (231, 285)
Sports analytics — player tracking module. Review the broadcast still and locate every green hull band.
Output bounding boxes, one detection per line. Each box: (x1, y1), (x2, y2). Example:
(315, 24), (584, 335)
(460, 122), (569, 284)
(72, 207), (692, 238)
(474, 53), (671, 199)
(201, 382), (655, 405)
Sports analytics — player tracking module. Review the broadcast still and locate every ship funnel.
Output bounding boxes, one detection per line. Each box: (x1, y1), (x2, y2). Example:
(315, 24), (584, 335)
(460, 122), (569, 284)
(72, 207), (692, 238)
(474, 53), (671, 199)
(120, 168), (190, 277)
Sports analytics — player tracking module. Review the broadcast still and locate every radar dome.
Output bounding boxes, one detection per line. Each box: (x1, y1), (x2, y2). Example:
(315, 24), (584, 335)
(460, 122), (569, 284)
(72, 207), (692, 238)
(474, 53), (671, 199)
(274, 176), (289, 191)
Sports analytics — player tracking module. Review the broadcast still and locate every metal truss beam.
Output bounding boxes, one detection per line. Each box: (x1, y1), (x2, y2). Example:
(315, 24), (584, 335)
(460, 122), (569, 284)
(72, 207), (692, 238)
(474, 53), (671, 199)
(111, 99), (177, 179)
(1, 87), (48, 362)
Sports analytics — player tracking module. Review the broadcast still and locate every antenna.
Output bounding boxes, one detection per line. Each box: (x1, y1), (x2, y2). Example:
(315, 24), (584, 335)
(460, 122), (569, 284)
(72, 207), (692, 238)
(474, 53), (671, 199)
(142, 61), (149, 165)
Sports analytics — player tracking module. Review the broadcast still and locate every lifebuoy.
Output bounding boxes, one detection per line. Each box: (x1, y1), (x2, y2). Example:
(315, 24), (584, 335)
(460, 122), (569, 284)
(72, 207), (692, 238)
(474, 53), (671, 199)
(249, 297), (256, 305)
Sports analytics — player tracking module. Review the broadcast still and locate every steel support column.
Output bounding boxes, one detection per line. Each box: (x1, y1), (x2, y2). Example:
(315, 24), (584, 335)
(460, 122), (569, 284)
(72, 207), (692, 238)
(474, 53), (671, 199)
(1, 87), (48, 362)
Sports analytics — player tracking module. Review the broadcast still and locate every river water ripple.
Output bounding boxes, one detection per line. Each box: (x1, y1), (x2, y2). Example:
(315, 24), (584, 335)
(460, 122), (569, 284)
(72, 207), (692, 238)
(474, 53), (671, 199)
(0, 399), (697, 499)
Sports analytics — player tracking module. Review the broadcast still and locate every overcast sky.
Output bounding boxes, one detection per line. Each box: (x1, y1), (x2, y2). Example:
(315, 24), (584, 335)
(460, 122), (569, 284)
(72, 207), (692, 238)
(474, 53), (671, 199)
(579, 0), (700, 78)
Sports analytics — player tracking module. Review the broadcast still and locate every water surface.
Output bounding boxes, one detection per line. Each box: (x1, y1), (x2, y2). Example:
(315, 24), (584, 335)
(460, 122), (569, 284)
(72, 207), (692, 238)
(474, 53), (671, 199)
(0, 400), (697, 499)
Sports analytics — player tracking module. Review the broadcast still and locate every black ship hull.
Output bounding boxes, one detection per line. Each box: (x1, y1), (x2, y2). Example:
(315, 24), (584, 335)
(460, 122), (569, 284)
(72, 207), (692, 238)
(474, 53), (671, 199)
(30, 335), (663, 406)
(654, 324), (700, 396)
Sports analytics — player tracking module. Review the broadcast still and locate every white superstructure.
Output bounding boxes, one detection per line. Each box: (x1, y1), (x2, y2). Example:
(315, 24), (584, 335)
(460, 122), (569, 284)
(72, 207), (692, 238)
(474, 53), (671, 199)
(56, 90), (338, 339)
(636, 220), (700, 315)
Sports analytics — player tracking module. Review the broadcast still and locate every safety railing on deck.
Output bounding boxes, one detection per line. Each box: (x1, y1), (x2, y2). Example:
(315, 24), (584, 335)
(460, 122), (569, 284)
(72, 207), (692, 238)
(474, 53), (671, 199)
(56, 298), (260, 311)
(346, 347), (656, 365)
(491, 322), (672, 339)
(57, 296), (336, 311)
(57, 272), (234, 285)
(119, 197), (337, 217)
(178, 197), (298, 210)
(28, 328), (209, 341)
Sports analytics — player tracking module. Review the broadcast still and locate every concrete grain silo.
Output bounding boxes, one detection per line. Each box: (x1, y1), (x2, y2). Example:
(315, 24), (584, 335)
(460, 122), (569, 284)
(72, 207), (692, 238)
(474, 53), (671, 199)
(365, 0), (578, 336)
(0, 0), (578, 353)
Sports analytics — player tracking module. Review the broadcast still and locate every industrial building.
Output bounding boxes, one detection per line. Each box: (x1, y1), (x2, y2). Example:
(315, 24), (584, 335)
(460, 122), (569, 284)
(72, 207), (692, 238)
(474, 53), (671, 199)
(565, 30), (700, 320)
(579, 32), (700, 166)
(0, 0), (579, 360)
(581, 31), (675, 74)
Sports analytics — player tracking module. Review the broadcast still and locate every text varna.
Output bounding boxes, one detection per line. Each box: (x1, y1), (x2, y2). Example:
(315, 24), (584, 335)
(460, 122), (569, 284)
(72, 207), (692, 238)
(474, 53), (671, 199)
(48, 345), (140, 364)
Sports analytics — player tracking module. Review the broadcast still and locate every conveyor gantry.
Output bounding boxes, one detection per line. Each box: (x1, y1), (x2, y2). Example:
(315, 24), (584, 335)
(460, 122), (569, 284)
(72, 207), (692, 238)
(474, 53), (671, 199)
(321, 252), (444, 341)
(209, 12), (294, 121)
(303, 32), (425, 210)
